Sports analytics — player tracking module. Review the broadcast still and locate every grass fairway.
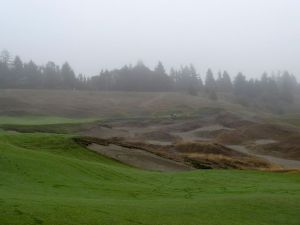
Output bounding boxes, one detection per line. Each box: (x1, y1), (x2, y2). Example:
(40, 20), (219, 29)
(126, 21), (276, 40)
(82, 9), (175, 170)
(0, 116), (97, 126)
(1, 132), (300, 225)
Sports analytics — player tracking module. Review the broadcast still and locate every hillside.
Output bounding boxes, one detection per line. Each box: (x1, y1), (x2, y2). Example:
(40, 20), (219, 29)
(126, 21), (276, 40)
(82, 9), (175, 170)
(1, 90), (300, 224)
(0, 89), (258, 118)
(1, 132), (300, 225)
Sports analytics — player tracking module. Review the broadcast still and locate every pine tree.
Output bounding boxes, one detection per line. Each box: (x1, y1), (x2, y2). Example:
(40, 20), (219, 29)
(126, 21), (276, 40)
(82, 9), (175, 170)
(61, 62), (76, 89)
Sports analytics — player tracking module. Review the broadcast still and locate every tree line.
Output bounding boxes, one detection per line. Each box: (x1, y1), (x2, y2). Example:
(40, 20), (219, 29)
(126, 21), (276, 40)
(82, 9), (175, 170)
(0, 50), (299, 111)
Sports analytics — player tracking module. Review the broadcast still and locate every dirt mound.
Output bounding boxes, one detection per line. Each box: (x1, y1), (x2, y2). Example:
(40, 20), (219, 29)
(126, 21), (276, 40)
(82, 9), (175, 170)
(217, 123), (296, 144)
(194, 128), (231, 138)
(184, 154), (273, 170)
(251, 135), (300, 160)
(175, 142), (275, 169)
(79, 125), (130, 139)
(88, 143), (191, 172)
(136, 131), (180, 142)
(215, 112), (255, 128)
(75, 137), (274, 170)
(174, 142), (244, 157)
(162, 120), (205, 133)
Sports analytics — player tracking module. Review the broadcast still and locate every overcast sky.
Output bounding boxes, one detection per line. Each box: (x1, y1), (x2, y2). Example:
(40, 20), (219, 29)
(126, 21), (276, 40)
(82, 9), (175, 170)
(1, 0), (299, 78)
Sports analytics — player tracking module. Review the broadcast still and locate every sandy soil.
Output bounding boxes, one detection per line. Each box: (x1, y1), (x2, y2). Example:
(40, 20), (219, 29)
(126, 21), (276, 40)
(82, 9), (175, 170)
(79, 126), (131, 139)
(88, 143), (191, 172)
(228, 145), (300, 169)
(81, 118), (300, 170)
(254, 139), (278, 145)
(172, 125), (232, 142)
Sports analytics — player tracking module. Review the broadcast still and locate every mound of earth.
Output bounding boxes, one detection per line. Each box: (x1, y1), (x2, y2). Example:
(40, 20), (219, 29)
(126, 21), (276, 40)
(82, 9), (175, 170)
(75, 137), (275, 170)
(215, 112), (256, 128)
(174, 142), (275, 169)
(184, 154), (273, 170)
(88, 143), (191, 172)
(216, 123), (296, 145)
(174, 142), (245, 157)
(195, 129), (230, 138)
(229, 145), (300, 169)
(136, 131), (180, 142)
(251, 135), (300, 160)
(79, 125), (131, 139)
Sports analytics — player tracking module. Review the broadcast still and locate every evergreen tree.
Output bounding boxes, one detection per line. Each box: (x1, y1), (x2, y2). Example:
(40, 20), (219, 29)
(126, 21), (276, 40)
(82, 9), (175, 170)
(44, 61), (61, 89)
(23, 60), (42, 88)
(12, 56), (24, 87)
(205, 69), (216, 92)
(221, 71), (233, 92)
(234, 72), (248, 105)
(61, 62), (76, 89)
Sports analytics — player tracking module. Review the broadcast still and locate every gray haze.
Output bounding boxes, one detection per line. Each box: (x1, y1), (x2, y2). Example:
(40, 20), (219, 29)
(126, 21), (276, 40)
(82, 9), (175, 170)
(1, 0), (299, 78)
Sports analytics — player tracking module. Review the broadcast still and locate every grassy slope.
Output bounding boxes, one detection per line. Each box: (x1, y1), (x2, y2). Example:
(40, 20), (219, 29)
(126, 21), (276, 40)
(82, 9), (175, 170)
(0, 116), (97, 125)
(1, 132), (300, 225)
(0, 89), (256, 118)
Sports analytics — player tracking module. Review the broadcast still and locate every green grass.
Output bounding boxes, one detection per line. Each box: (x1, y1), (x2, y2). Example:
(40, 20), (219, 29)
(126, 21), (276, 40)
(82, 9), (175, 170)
(1, 132), (300, 225)
(0, 116), (97, 125)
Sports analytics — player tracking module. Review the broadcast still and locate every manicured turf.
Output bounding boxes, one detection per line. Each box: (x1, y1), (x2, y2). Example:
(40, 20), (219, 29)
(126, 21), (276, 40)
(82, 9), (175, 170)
(1, 132), (300, 225)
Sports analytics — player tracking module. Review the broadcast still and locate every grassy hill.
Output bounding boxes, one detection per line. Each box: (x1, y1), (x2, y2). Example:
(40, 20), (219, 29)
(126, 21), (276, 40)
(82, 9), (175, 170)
(1, 90), (300, 224)
(0, 89), (256, 118)
(1, 131), (300, 225)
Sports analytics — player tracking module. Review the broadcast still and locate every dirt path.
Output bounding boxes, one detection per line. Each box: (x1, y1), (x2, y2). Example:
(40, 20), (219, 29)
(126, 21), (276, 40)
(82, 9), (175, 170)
(88, 143), (191, 172)
(228, 145), (300, 169)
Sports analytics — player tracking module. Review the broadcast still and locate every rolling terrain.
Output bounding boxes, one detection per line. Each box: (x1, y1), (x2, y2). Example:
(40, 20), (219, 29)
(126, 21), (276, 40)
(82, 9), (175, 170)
(1, 90), (300, 224)
(1, 132), (300, 225)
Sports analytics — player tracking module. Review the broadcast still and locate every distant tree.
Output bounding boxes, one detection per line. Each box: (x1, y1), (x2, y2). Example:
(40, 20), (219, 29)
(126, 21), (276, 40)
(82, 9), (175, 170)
(131, 61), (153, 91)
(1, 49), (300, 113)
(153, 61), (172, 91)
(0, 49), (11, 65)
(23, 60), (43, 88)
(169, 67), (178, 90)
(44, 61), (61, 89)
(154, 61), (166, 75)
(11, 56), (24, 87)
(61, 62), (76, 89)
(278, 71), (297, 103)
(234, 72), (248, 105)
(189, 64), (202, 90)
(77, 73), (87, 89)
(216, 70), (233, 92)
(115, 66), (131, 91)
(0, 50), (11, 88)
(221, 71), (233, 92)
(216, 71), (222, 90)
(205, 69), (216, 92)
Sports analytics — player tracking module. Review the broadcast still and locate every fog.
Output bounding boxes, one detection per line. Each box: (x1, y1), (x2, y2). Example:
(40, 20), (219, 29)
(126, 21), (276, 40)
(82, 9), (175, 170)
(1, 0), (299, 78)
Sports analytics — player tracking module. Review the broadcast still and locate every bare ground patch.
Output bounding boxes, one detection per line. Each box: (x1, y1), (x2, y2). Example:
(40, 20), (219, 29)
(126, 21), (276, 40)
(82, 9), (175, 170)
(75, 137), (275, 170)
(248, 135), (300, 161)
(228, 145), (300, 169)
(88, 143), (191, 172)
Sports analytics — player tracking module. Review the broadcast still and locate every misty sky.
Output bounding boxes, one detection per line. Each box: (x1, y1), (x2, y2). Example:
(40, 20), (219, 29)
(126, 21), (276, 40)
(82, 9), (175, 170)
(1, 0), (299, 78)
